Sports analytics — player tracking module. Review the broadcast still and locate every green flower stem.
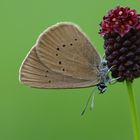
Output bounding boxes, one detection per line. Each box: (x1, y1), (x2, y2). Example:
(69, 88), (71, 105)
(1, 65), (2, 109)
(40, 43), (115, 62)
(126, 81), (140, 140)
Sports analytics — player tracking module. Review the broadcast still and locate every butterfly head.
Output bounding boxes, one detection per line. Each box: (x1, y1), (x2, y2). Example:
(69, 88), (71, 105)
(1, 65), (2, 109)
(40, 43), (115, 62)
(97, 82), (107, 93)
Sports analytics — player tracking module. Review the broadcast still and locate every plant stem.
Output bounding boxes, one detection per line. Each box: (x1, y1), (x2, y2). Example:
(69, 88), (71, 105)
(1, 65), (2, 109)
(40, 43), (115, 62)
(126, 81), (140, 140)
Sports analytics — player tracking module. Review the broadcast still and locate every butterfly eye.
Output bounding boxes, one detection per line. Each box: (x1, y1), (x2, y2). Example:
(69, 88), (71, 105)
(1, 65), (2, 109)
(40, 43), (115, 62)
(102, 61), (107, 67)
(62, 44), (66, 47)
(70, 43), (73, 46)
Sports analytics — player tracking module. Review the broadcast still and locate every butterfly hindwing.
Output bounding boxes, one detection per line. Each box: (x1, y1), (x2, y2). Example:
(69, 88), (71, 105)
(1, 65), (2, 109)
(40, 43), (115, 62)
(19, 47), (99, 88)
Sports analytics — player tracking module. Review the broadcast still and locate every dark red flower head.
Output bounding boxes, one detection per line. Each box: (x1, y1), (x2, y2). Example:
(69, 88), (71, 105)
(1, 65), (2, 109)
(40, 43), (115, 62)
(99, 7), (140, 81)
(99, 6), (140, 36)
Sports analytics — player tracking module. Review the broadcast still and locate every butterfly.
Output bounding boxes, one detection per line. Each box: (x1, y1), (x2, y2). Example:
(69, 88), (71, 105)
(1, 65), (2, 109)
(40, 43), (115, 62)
(19, 22), (114, 114)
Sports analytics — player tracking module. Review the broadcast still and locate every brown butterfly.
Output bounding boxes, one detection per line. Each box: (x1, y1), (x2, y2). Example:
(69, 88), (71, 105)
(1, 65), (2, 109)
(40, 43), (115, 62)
(19, 22), (109, 93)
(19, 22), (112, 92)
(19, 22), (116, 114)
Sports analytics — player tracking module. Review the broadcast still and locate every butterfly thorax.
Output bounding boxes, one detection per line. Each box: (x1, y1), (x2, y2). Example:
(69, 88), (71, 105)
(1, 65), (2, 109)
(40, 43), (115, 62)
(97, 60), (109, 93)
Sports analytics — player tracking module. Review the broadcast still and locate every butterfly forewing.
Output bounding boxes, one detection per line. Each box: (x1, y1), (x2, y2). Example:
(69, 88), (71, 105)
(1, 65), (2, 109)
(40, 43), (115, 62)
(36, 22), (101, 81)
(19, 22), (101, 88)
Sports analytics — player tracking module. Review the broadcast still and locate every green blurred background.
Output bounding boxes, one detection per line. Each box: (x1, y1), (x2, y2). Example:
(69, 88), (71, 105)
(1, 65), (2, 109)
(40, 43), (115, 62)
(0, 0), (140, 140)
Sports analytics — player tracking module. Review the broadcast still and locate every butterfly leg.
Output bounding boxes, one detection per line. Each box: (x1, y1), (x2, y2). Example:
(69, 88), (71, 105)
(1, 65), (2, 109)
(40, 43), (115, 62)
(108, 77), (121, 85)
(106, 65), (116, 76)
(81, 87), (97, 116)
(90, 92), (95, 111)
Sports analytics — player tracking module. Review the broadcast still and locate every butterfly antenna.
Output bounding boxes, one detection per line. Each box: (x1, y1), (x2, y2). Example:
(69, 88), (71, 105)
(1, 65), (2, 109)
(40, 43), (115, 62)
(90, 92), (96, 111)
(81, 87), (97, 116)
